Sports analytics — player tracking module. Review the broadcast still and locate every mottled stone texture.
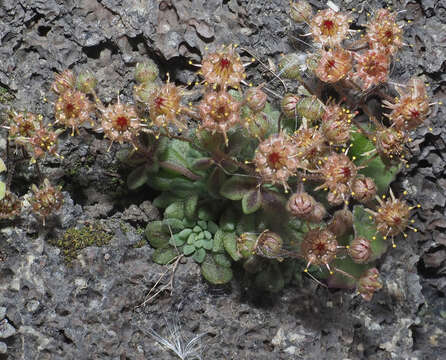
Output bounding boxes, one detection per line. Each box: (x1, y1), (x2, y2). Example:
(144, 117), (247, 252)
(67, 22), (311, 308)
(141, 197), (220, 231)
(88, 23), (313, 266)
(1, 0), (446, 359)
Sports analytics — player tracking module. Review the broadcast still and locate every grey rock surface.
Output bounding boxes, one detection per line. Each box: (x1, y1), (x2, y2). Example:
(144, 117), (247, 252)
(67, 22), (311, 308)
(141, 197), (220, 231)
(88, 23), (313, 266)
(0, 0), (446, 359)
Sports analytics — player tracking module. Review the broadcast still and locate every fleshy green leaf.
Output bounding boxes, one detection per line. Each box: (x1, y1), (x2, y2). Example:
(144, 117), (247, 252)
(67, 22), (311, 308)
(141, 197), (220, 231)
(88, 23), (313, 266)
(214, 253), (232, 267)
(158, 139), (191, 174)
(207, 167), (227, 198)
(242, 188), (263, 214)
(212, 229), (226, 253)
(202, 239), (213, 250)
(183, 244), (196, 256)
(152, 248), (178, 265)
(350, 131), (400, 194)
(145, 221), (170, 248)
(220, 176), (258, 200)
(162, 218), (185, 233)
(191, 157), (214, 171)
(223, 232), (242, 261)
(184, 195), (198, 220)
(153, 192), (179, 208)
(353, 205), (388, 261)
(193, 248), (206, 263)
(0, 158), (6, 173)
(169, 234), (185, 247)
(127, 165), (149, 190)
(0, 182), (5, 200)
(164, 201), (185, 220)
(201, 254), (233, 284)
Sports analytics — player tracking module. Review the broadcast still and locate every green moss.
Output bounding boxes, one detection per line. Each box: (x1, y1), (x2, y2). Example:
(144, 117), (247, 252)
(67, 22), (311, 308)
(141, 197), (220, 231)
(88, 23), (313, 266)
(50, 223), (113, 264)
(0, 86), (14, 104)
(132, 238), (147, 248)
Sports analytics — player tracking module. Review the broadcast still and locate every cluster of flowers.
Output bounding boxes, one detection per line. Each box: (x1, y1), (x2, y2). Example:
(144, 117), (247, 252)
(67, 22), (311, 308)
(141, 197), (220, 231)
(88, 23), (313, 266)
(1, 2), (434, 300)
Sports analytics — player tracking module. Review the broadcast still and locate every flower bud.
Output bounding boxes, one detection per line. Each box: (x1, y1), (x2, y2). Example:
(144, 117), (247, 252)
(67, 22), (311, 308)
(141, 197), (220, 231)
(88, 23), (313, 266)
(348, 237), (372, 264)
(245, 86), (267, 112)
(254, 230), (283, 260)
(76, 70), (97, 94)
(327, 183), (349, 206)
(296, 96), (325, 123)
(352, 175), (376, 203)
(30, 179), (63, 224)
(278, 53), (305, 80)
(328, 208), (353, 237)
(0, 191), (22, 219)
(357, 268), (382, 301)
(237, 233), (257, 259)
(52, 70), (76, 95)
(287, 192), (315, 217)
(290, 1), (313, 23)
(281, 93), (300, 118)
(133, 82), (158, 104)
(135, 60), (159, 84)
(305, 202), (326, 223)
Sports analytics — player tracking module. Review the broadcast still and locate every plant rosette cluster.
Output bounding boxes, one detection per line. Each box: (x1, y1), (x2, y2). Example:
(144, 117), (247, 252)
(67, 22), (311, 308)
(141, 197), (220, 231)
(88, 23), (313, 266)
(2, 2), (434, 302)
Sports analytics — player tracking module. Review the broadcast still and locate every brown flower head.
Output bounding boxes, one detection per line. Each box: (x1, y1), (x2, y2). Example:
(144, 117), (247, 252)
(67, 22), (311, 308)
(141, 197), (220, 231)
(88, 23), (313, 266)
(321, 102), (354, 145)
(317, 153), (357, 194)
(292, 127), (326, 167)
(290, 0), (313, 23)
(0, 191), (22, 219)
(8, 111), (40, 139)
(357, 268), (382, 301)
(315, 49), (352, 83)
(55, 89), (92, 135)
(29, 127), (61, 160)
(352, 49), (391, 90)
(348, 237), (372, 264)
(198, 90), (241, 145)
(383, 78), (430, 131)
(29, 178), (63, 225)
(301, 228), (338, 270)
(373, 195), (411, 238)
(254, 230), (284, 260)
(254, 132), (299, 189)
(52, 70), (76, 95)
(366, 9), (403, 55)
(310, 9), (351, 46)
(101, 102), (141, 146)
(148, 82), (185, 130)
(375, 127), (405, 161)
(200, 45), (246, 90)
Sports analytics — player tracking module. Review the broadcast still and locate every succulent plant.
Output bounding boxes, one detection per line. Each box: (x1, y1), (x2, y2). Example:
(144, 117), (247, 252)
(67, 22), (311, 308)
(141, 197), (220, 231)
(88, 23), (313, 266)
(2, 3), (435, 303)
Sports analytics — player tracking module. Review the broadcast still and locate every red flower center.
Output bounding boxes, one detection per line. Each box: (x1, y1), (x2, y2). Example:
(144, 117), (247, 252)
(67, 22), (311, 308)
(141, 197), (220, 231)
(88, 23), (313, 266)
(116, 116), (129, 130)
(327, 59), (336, 68)
(341, 166), (351, 178)
(220, 58), (231, 69)
(385, 30), (393, 39)
(315, 242), (326, 253)
(322, 19), (335, 33)
(268, 152), (281, 166)
(65, 103), (76, 117)
(410, 109), (420, 118)
(155, 97), (165, 109)
(392, 215), (401, 224)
